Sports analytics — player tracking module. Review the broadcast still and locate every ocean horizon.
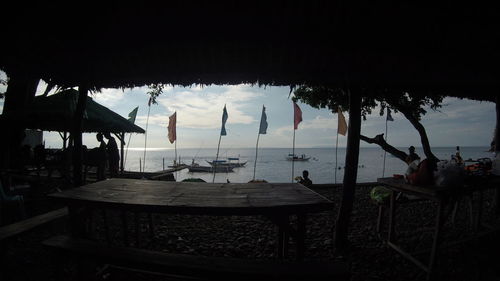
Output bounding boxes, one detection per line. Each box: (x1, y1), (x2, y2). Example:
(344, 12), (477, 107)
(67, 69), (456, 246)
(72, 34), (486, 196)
(120, 146), (493, 184)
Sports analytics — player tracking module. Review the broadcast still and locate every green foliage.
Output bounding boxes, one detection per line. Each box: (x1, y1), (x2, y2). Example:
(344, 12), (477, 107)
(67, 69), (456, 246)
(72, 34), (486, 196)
(0, 76), (7, 99)
(146, 83), (164, 105)
(292, 86), (444, 121)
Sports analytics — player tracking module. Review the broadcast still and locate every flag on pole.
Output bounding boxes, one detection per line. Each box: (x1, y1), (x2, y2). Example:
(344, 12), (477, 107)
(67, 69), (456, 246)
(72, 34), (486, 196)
(221, 105), (228, 136)
(167, 112), (177, 144)
(386, 108), (394, 121)
(293, 102), (302, 130)
(337, 108), (348, 136)
(259, 105), (268, 134)
(127, 107), (138, 124)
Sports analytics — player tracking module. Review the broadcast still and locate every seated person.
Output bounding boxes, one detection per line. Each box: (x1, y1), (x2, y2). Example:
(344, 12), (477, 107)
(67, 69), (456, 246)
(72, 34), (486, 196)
(405, 146), (420, 164)
(298, 170), (313, 187)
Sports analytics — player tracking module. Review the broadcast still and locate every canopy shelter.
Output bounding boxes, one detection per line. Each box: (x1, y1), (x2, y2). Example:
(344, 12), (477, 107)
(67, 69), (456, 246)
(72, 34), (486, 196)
(1, 89), (145, 172)
(1, 2), (499, 254)
(8, 89), (145, 134)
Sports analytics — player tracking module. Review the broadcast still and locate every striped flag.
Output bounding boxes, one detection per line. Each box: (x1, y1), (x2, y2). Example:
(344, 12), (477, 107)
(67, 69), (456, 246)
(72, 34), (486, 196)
(259, 105), (268, 134)
(221, 105), (228, 136)
(337, 108), (348, 136)
(167, 112), (176, 144)
(293, 102), (302, 130)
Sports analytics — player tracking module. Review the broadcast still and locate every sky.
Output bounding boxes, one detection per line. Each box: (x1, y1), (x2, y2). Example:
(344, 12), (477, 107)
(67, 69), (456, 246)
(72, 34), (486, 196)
(0, 70), (496, 150)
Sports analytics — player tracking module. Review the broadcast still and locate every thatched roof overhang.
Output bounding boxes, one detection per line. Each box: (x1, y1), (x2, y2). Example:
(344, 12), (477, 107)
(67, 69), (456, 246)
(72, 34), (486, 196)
(0, 89), (145, 134)
(1, 2), (498, 102)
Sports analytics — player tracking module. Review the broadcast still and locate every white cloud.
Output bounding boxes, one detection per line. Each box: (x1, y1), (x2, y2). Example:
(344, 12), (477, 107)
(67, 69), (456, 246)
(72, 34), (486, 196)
(92, 88), (126, 106)
(274, 115), (338, 137)
(152, 85), (262, 129)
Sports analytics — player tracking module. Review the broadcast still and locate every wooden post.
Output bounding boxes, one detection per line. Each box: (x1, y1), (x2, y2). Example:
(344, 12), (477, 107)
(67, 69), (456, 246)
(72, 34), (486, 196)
(495, 97), (500, 214)
(120, 132), (125, 173)
(1, 72), (39, 170)
(72, 84), (88, 187)
(334, 90), (361, 253)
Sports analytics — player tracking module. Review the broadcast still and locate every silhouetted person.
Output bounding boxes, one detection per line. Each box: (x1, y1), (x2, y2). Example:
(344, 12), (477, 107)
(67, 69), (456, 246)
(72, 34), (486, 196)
(405, 146), (420, 165)
(104, 132), (119, 177)
(96, 133), (107, 180)
(299, 170), (312, 187)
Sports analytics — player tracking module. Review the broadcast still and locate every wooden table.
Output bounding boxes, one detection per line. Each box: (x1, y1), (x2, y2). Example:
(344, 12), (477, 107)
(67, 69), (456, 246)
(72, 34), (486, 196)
(49, 178), (334, 260)
(377, 177), (500, 280)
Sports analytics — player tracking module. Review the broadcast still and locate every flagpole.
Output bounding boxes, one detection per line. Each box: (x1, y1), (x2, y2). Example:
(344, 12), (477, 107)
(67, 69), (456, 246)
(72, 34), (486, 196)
(174, 140), (177, 167)
(253, 133), (260, 181)
(124, 133), (133, 169)
(143, 103), (151, 175)
(382, 116), (389, 177)
(292, 128), (296, 183)
(335, 130), (339, 184)
(213, 134), (222, 183)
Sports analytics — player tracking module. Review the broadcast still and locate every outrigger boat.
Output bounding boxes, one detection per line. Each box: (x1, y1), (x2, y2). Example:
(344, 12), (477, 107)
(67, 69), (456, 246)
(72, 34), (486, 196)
(206, 157), (247, 168)
(286, 153), (310, 161)
(188, 165), (234, 173)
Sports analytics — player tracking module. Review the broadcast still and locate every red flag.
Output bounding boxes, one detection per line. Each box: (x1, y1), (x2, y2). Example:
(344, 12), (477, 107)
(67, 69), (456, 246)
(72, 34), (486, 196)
(337, 108), (348, 136)
(293, 102), (302, 130)
(168, 112), (176, 144)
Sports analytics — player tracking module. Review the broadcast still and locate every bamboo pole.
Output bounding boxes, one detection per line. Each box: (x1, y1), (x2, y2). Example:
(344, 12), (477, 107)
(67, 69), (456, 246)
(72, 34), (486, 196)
(253, 133), (261, 181)
(382, 116), (389, 177)
(291, 128), (296, 183)
(212, 134), (222, 183)
(143, 103), (151, 175)
(335, 129), (339, 184)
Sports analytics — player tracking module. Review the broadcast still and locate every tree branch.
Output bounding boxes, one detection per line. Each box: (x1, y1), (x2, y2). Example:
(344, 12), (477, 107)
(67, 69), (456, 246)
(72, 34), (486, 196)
(396, 107), (439, 162)
(360, 134), (408, 163)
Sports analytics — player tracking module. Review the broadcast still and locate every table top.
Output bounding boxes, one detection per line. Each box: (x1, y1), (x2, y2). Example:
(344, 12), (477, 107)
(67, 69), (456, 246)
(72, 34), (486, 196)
(49, 178), (334, 215)
(377, 176), (500, 200)
(377, 177), (452, 199)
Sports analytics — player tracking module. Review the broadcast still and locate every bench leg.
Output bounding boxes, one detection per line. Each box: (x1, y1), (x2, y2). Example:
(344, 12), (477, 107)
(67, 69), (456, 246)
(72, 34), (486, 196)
(121, 211), (130, 246)
(276, 216), (290, 259)
(296, 214), (307, 261)
(427, 200), (445, 281)
(388, 191), (397, 243)
(148, 213), (154, 245)
(376, 204), (384, 235)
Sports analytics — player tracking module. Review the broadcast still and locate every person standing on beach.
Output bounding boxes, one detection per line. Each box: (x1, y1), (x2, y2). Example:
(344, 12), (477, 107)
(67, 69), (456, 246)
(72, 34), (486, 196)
(104, 132), (119, 177)
(96, 133), (107, 180)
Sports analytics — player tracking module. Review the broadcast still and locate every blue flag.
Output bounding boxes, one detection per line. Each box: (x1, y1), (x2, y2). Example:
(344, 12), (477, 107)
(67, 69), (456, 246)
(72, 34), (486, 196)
(221, 105), (228, 136)
(259, 105), (268, 134)
(387, 108), (394, 122)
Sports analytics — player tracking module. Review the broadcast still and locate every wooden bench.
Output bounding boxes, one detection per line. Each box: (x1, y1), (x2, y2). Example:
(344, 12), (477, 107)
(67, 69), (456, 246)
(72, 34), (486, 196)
(0, 208), (68, 280)
(0, 207), (68, 241)
(43, 235), (351, 281)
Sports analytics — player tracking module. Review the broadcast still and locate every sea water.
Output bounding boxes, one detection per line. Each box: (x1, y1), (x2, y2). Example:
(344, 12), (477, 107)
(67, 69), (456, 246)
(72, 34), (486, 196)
(122, 147), (492, 184)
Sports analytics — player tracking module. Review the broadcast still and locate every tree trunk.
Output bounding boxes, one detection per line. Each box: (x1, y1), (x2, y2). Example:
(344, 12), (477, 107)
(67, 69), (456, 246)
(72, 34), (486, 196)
(360, 134), (408, 162)
(397, 107), (439, 162)
(334, 90), (361, 253)
(495, 96), (500, 154)
(1, 72), (39, 169)
(495, 97), (500, 214)
(72, 84), (88, 187)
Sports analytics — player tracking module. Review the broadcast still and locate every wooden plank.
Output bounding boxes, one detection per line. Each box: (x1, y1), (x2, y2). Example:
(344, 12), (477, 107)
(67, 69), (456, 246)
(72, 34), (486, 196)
(0, 208), (68, 241)
(43, 235), (351, 281)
